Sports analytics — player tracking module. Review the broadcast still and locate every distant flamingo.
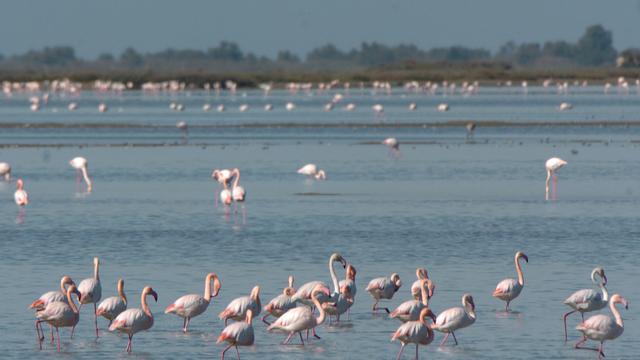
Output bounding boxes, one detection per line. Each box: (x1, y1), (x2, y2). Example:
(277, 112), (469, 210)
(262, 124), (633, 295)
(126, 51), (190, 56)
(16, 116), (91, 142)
(372, 104), (384, 115)
(267, 284), (329, 345)
(165, 273), (221, 332)
(432, 293), (477, 345)
(390, 279), (433, 322)
(217, 309), (255, 359)
(35, 284), (81, 352)
(466, 122), (476, 140)
(0, 162), (10, 181)
(391, 307), (437, 360)
(97, 278), (128, 326)
(437, 103), (449, 112)
(408, 103), (417, 111)
(366, 273), (402, 313)
(212, 169), (234, 205)
(98, 103), (108, 112)
(69, 157), (92, 192)
(231, 168), (246, 202)
(493, 251), (528, 311)
(219, 286), (261, 326)
(297, 164), (326, 180)
(263, 275), (296, 325)
(546, 157), (567, 200)
(220, 189), (233, 206)
(383, 137), (400, 157)
(78, 257), (102, 338)
(14, 178), (29, 206)
(575, 294), (628, 359)
(563, 267), (608, 342)
(109, 286), (158, 353)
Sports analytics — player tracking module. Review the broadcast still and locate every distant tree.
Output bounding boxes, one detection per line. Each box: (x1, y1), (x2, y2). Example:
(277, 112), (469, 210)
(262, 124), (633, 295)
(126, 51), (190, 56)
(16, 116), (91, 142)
(97, 53), (115, 62)
(207, 41), (244, 61)
(427, 46), (490, 62)
(120, 47), (144, 67)
(618, 48), (640, 67)
(276, 50), (300, 63)
(542, 41), (576, 59)
(19, 46), (76, 66)
(514, 43), (541, 65)
(496, 41), (517, 59)
(576, 24), (616, 66)
(306, 44), (348, 61)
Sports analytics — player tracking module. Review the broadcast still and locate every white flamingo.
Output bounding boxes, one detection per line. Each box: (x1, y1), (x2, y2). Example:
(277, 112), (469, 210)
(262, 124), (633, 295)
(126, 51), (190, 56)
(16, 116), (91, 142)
(165, 273), (221, 332)
(493, 251), (528, 311)
(218, 286), (261, 326)
(35, 284), (81, 352)
(391, 307), (437, 360)
(432, 293), (477, 345)
(231, 168), (246, 202)
(97, 278), (128, 326)
(78, 257), (102, 338)
(563, 267), (608, 341)
(262, 275), (296, 325)
(575, 294), (628, 359)
(297, 163), (326, 180)
(0, 162), (10, 181)
(30, 276), (76, 342)
(390, 279), (433, 322)
(217, 309), (255, 359)
(366, 273), (402, 313)
(109, 286), (158, 353)
(69, 157), (92, 192)
(14, 179), (29, 206)
(546, 157), (567, 200)
(291, 253), (346, 307)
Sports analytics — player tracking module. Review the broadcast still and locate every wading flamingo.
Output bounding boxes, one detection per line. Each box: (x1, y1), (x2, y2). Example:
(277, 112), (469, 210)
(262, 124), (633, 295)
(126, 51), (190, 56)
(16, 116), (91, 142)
(322, 279), (354, 324)
(466, 122), (476, 140)
(35, 284), (81, 352)
(212, 168), (234, 205)
(0, 162), (10, 181)
(390, 279), (434, 322)
(267, 284), (329, 345)
(292, 253), (347, 307)
(78, 257), (102, 338)
(165, 273), (221, 332)
(219, 286), (261, 326)
(391, 307), (437, 360)
(97, 278), (127, 326)
(575, 294), (628, 359)
(383, 137), (399, 150)
(410, 268), (431, 300)
(69, 157), (92, 192)
(109, 286), (158, 353)
(217, 309), (255, 359)
(14, 179), (29, 206)
(563, 267), (608, 341)
(30, 276), (75, 342)
(297, 164), (326, 180)
(545, 157), (567, 200)
(493, 251), (528, 311)
(338, 264), (357, 319)
(432, 293), (477, 345)
(231, 168), (246, 202)
(366, 273), (402, 313)
(263, 276), (296, 325)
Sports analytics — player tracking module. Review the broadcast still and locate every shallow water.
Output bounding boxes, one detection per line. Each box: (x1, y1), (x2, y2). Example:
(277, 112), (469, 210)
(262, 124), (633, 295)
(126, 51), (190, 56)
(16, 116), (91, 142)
(1, 88), (639, 359)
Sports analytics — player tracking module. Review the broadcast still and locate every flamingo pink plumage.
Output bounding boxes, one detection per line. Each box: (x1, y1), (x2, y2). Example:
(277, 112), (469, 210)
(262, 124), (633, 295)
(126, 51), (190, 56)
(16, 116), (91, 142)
(366, 273), (402, 313)
(493, 251), (528, 311)
(165, 273), (221, 332)
(109, 286), (158, 353)
(78, 257), (102, 338)
(391, 307), (437, 360)
(262, 276), (296, 325)
(217, 309), (255, 359)
(563, 267), (608, 342)
(219, 286), (261, 326)
(14, 178), (28, 206)
(574, 294), (628, 359)
(96, 278), (127, 326)
(432, 293), (477, 345)
(35, 284), (81, 352)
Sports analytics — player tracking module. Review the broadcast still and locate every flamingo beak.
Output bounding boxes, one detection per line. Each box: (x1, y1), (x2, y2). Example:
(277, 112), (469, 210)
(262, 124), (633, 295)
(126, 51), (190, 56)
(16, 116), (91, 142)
(523, 254), (529, 263)
(213, 280), (221, 297)
(602, 274), (608, 286)
(151, 290), (158, 302)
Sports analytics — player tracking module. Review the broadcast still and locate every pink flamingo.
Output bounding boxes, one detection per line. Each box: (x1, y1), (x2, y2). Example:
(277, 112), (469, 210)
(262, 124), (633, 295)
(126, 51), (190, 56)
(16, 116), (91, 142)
(69, 157), (92, 192)
(212, 169), (234, 205)
(575, 294), (628, 359)
(14, 178), (29, 206)
(493, 251), (528, 311)
(217, 309), (255, 359)
(322, 279), (354, 324)
(366, 273), (402, 313)
(0, 162), (10, 181)
(96, 279), (127, 326)
(231, 168), (246, 202)
(35, 284), (81, 352)
(432, 293), (477, 345)
(291, 253), (346, 307)
(262, 276), (296, 325)
(563, 267), (608, 342)
(297, 164), (326, 180)
(338, 264), (357, 319)
(78, 257), (102, 338)
(30, 276), (76, 342)
(391, 307), (437, 360)
(218, 286), (261, 326)
(109, 286), (158, 353)
(410, 268), (431, 300)
(390, 279), (434, 322)
(267, 284), (329, 345)
(165, 273), (221, 332)
(545, 157), (567, 200)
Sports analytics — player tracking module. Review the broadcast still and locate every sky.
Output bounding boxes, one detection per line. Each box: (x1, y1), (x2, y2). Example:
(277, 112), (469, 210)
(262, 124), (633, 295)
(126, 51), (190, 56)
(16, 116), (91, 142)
(2, 0), (640, 59)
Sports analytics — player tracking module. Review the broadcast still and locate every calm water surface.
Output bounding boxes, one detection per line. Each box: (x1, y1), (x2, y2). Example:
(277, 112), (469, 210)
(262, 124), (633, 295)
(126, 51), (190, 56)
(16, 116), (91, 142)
(0, 88), (639, 359)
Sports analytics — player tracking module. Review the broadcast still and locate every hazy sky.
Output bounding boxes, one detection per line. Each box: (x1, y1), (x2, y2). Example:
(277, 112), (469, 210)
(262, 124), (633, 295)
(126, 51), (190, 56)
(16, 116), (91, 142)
(2, 0), (640, 58)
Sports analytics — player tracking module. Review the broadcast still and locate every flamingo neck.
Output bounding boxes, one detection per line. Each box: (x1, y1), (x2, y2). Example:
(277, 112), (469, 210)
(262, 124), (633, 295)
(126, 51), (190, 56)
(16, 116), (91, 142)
(118, 281), (127, 305)
(142, 292), (152, 317)
(329, 256), (340, 294)
(204, 277), (212, 302)
(311, 294), (326, 326)
(610, 301), (623, 327)
(601, 284), (609, 303)
(545, 170), (552, 193)
(464, 299), (476, 318)
(420, 280), (429, 306)
(233, 170), (240, 189)
(67, 289), (79, 314)
(81, 166), (92, 191)
(59, 277), (69, 294)
(94, 261), (100, 281)
(515, 256), (524, 286)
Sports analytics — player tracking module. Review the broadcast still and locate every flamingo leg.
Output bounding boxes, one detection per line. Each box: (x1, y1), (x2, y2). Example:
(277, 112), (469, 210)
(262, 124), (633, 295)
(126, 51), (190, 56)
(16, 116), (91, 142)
(395, 344), (405, 360)
(347, 308), (351, 320)
(182, 318), (186, 332)
(563, 310), (576, 342)
(505, 301), (511, 312)
(70, 325), (76, 339)
(598, 342), (605, 359)
(440, 333), (450, 346)
(298, 332), (305, 345)
(282, 332), (294, 345)
(35, 320), (43, 347)
(416, 343), (419, 359)
(56, 327), (61, 352)
(94, 303), (99, 338)
(312, 327), (321, 339)
(235, 345), (241, 360)
(451, 331), (458, 345)
(261, 314), (271, 325)
(184, 317), (191, 332)
(50, 325), (55, 343)
(221, 343), (232, 359)
(126, 334), (133, 352)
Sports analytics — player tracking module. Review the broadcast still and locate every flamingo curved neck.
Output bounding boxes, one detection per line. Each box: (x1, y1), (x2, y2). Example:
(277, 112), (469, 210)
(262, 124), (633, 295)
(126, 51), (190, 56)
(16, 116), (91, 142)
(329, 256), (340, 294)
(67, 290), (79, 314)
(610, 301), (623, 327)
(233, 169), (240, 189)
(118, 282), (127, 304)
(204, 277), (212, 302)
(142, 293), (152, 317)
(94, 261), (100, 281)
(464, 300), (476, 318)
(600, 284), (609, 303)
(420, 281), (429, 306)
(311, 294), (326, 326)
(515, 256), (524, 286)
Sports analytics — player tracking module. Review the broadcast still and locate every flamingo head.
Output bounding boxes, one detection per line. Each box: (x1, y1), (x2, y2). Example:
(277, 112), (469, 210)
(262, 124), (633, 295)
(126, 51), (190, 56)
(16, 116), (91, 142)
(16, 178), (24, 189)
(591, 267), (607, 286)
(331, 253), (347, 269)
(61, 275), (75, 289)
(250, 286), (260, 301)
(144, 287), (158, 302)
(211, 170), (220, 180)
(346, 264), (356, 280)
(516, 251), (528, 263)
(208, 273), (221, 297)
(416, 267), (428, 280)
(611, 294), (629, 310)
(462, 293), (475, 311)
(419, 307), (437, 323)
(68, 284), (81, 301)
(391, 273), (402, 290)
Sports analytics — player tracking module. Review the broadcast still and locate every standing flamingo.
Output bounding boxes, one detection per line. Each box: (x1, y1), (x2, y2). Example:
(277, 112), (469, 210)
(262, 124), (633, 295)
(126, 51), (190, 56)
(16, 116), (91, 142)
(165, 273), (221, 332)
(231, 168), (246, 202)
(322, 279), (354, 324)
(366, 273), (402, 313)
(563, 267), (608, 341)
(292, 253), (346, 307)
(30, 276), (76, 342)
(297, 164), (326, 180)
(390, 279), (434, 322)
(383, 137), (399, 150)
(69, 157), (92, 192)
(267, 284), (329, 345)
(545, 157), (567, 200)
(212, 168), (234, 205)
(0, 162), (10, 181)
(493, 251), (528, 311)
(338, 264), (357, 319)
(96, 278), (127, 326)
(109, 286), (158, 353)
(432, 293), (477, 345)
(14, 178), (29, 206)
(263, 275), (296, 325)
(78, 257), (102, 338)
(391, 307), (437, 360)
(575, 294), (628, 359)
(219, 286), (261, 326)
(217, 309), (255, 359)
(410, 268), (431, 300)
(35, 284), (81, 352)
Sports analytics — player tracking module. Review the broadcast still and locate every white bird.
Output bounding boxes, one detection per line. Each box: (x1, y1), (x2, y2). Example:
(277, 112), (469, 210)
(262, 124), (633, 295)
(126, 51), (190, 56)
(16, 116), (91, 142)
(292, 253), (346, 307)
(109, 286), (158, 353)
(98, 103), (108, 112)
(202, 104), (212, 111)
(68, 102), (78, 111)
(493, 251), (528, 311)
(30, 275), (76, 342)
(322, 280), (354, 323)
(238, 104), (249, 112)
(410, 268), (430, 300)
(338, 264), (357, 318)
(432, 293), (477, 345)
(97, 279), (128, 326)
(231, 168), (246, 202)
(559, 102), (573, 111)
(0, 162), (11, 181)
(14, 178), (29, 206)
(391, 307), (437, 360)
(78, 257), (102, 338)
(297, 163), (326, 180)
(262, 276), (296, 325)
(69, 157), (92, 192)
(345, 103), (356, 111)
(408, 103), (417, 111)
(372, 104), (384, 114)
(285, 102), (296, 111)
(437, 103), (450, 112)
(217, 104), (226, 112)
(390, 279), (433, 322)
(35, 285), (81, 352)
(165, 273), (221, 332)
(366, 273), (402, 313)
(220, 189), (232, 206)
(575, 294), (628, 359)
(217, 309), (255, 359)
(264, 104), (273, 111)
(218, 286), (261, 325)
(546, 157), (567, 200)
(563, 267), (609, 341)
(383, 137), (399, 150)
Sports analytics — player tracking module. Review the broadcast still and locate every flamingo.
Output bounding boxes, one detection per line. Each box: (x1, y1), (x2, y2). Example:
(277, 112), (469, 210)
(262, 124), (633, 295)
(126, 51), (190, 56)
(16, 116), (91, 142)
(217, 104), (226, 112)
(575, 294), (628, 359)
(98, 103), (108, 112)
(35, 284), (81, 352)
(212, 169), (235, 205)
(432, 293), (476, 345)
(165, 273), (221, 332)
(372, 104), (384, 115)
(297, 164), (326, 180)
(285, 102), (296, 111)
(238, 104), (249, 112)
(291, 253), (347, 307)
(338, 264), (357, 319)
(78, 257), (102, 338)
(231, 168), (246, 202)
(217, 309), (255, 359)
(493, 251), (528, 311)
(366, 273), (402, 313)
(0, 162), (10, 181)
(263, 275), (296, 325)
(408, 103), (417, 111)
(267, 284), (329, 345)
(30, 275), (76, 342)
(466, 122), (476, 140)
(176, 121), (188, 137)
(390, 279), (434, 323)
(97, 278), (127, 326)
(219, 286), (261, 326)
(68, 102), (78, 111)
(383, 137), (399, 151)
(437, 103), (449, 112)
(69, 157), (92, 192)
(563, 267), (608, 341)
(559, 102), (573, 111)
(203, 104), (212, 111)
(220, 189), (233, 206)
(109, 286), (158, 353)
(322, 279), (354, 324)
(264, 104), (273, 111)
(410, 268), (430, 300)
(14, 178), (29, 206)
(545, 157), (567, 200)
(391, 307), (437, 360)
